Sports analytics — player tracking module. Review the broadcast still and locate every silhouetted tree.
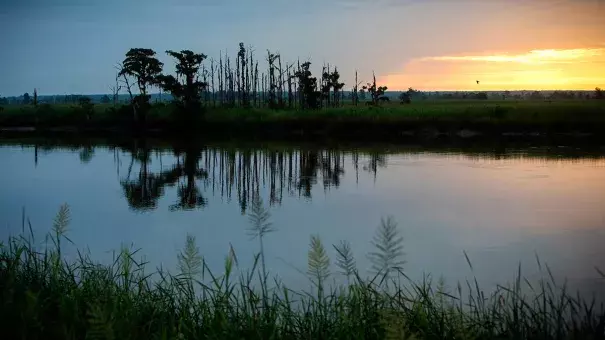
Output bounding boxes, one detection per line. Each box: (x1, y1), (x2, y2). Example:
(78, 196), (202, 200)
(109, 69), (122, 106)
(352, 70), (362, 106)
(33, 88), (38, 106)
(100, 95), (111, 104)
(267, 51), (279, 108)
(157, 49), (208, 120)
(294, 62), (321, 110)
(362, 72), (387, 105)
(22, 92), (31, 105)
(118, 48), (164, 123)
(595, 87), (603, 99)
(329, 68), (345, 107)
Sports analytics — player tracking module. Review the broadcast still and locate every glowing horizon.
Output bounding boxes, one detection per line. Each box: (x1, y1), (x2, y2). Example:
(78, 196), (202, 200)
(380, 47), (605, 91)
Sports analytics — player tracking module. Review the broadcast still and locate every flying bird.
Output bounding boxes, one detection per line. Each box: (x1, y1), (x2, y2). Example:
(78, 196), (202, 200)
(476, 80), (480, 84)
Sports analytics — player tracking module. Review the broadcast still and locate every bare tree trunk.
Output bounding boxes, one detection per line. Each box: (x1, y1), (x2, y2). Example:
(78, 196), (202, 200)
(202, 64), (208, 106)
(277, 54), (284, 108)
(261, 73), (266, 107)
(353, 70), (359, 106)
(116, 63), (136, 120)
(236, 53), (241, 107)
(219, 53), (224, 106)
(254, 61), (259, 108)
(287, 64), (293, 109)
(247, 45), (253, 107)
(211, 59), (216, 108)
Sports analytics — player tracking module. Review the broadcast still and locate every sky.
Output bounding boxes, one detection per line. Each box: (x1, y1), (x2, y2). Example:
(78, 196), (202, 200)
(1, 0), (604, 96)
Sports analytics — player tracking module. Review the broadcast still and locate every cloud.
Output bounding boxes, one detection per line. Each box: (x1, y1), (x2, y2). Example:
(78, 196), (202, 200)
(421, 48), (605, 65)
(378, 47), (605, 91)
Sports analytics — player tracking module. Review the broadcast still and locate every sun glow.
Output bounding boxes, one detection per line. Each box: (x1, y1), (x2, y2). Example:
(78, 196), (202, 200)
(381, 47), (605, 91)
(424, 48), (604, 64)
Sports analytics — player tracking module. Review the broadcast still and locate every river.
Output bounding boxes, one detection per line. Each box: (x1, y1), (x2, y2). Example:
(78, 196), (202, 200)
(1, 139), (604, 298)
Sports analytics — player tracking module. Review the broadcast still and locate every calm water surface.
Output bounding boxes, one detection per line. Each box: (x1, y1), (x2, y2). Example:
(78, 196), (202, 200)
(1, 141), (604, 297)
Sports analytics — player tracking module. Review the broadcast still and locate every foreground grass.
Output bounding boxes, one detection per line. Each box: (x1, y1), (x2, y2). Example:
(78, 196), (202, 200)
(2, 203), (604, 340)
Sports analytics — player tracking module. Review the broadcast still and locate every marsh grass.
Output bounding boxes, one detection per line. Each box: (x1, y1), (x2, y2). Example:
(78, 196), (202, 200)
(1, 100), (604, 128)
(1, 203), (604, 339)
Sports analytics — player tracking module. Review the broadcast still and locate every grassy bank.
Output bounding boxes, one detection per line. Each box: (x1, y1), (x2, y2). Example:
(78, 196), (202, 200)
(2, 203), (604, 339)
(1, 100), (605, 139)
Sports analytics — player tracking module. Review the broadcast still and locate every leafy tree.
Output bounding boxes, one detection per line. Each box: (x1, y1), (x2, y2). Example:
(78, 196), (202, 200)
(100, 95), (111, 104)
(329, 68), (345, 107)
(22, 92), (31, 105)
(33, 88), (38, 106)
(596, 87), (604, 99)
(118, 48), (164, 122)
(157, 50), (208, 117)
(362, 72), (387, 105)
(0, 96), (8, 105)
(119, 48), (163, 95)
(293, 62), (322, 110)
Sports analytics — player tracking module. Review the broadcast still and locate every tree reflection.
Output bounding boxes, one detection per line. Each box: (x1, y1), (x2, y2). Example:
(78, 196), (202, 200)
(111, 143), (390, 212)
(120, 142), (163, 211)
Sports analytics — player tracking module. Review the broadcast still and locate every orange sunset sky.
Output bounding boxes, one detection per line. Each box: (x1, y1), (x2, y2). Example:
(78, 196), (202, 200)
(375, 0), (605, 91)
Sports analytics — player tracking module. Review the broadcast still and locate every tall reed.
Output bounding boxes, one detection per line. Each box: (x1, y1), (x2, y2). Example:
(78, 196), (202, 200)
(1, 203), (604, 339)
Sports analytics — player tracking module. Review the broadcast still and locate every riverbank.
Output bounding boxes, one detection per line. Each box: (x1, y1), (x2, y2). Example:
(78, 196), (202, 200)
(1, 100), (604, 140)
(2, 205), (604, 340)
(2, 133), (605, 161)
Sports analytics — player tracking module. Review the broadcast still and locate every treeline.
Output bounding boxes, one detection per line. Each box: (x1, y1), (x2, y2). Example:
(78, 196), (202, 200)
(107, 45), (394, 124)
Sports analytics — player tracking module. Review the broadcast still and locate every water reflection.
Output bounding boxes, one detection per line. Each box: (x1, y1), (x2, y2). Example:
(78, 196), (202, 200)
(114, 144), (391, 213)
(6, 139), (605, 213)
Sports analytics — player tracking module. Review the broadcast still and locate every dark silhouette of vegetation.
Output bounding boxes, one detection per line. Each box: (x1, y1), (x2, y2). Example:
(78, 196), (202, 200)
(294, 62), (322, 110)
(77, 97), (94, 120)
(114, 144), (353, 212)
(399, 91), (411, 104)
(549, 90), (576, 100)
(326, 67), (345, 108)
(596, 87), (604, 100)
(362, 73), (388, 105)
(100, 95), (111, 104)
(118, 48), (164, 123)
(529, 91), (544, 100)
(475, 92), (488, 100)
(22, 92), (31, 105)
(351, 70), (363, 106)
(399, 88), (420, 104)
(156, 50), (208, 121)
(33, 88), (38, 106)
